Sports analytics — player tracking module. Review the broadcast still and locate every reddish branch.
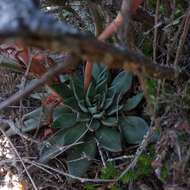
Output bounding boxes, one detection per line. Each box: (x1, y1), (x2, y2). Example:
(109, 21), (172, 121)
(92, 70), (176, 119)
(84, 0), (144, 90)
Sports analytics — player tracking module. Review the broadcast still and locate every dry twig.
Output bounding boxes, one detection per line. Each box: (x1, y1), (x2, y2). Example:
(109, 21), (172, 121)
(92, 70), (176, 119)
(0, 0), (186, 83)
(0, 54), (79, 110)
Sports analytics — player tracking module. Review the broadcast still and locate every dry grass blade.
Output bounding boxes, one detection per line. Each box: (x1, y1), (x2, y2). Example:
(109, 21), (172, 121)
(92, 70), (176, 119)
(174, 6), (190, 69)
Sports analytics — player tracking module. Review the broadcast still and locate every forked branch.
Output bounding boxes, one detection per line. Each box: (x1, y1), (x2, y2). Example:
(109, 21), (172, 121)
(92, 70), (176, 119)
(0, 0), (188, 96)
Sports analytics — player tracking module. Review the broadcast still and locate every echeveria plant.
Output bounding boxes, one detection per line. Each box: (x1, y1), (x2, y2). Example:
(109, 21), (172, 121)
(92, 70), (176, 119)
(39, 64), (148, 177)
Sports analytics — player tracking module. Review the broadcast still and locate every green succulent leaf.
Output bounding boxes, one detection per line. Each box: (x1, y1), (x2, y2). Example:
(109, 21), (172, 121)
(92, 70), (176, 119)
(107, 105), (123, 116)
(120, 116), (149, 144)
(101, 117), (118, 127)
(51, 83), (73, 99)
(78, 100), (89, 113)
(92, 111), (105, 119)
(111, 71), (132, 95)
(94, 64), (108, 83)
(106, 93), (123, 116)
(98, 66), (108, 79)
(39, 123), (87, 163)
(125, 92), (144, 111)
(104, 88), (116, 109)
(64, 84), (86, 112)
(96, 127), (122, 152)
(71, 73), (84, 86)
(86, 82), (96, 107)
(92, 64), (107, 81)
(69, 75), (87, 112)
(95, 78), (108, 94)
(99, 93), (106, 109)
(94, 93), (106, 109)
(67, 140), (97, 177)
(52, 106), (78, 128)
(87, 119), (101, 131)
(64, 97), (80, 111)
(53, 105), (74, 119)
(78, 112), (91, 122)
(70, 75), (88, 112)
(88, 106), (98, 115)
(22, 107), (43, 132)
(94, 93), (101, 104)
